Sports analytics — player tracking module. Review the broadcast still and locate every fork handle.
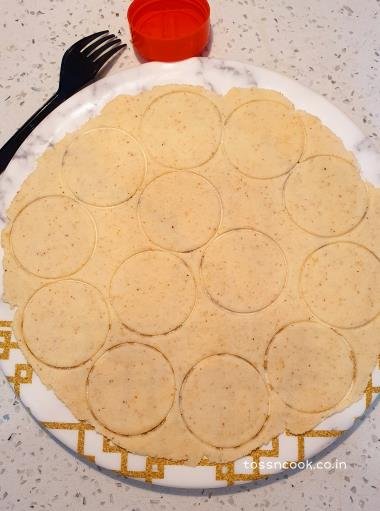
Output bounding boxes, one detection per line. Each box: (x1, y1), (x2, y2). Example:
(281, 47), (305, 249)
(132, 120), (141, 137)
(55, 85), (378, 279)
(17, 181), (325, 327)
(0, 91), (66, 174)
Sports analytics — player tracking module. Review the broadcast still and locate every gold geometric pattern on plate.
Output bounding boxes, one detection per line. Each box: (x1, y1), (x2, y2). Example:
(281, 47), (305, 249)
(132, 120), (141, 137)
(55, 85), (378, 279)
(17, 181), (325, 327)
(364, 355), (380, 408)
(1, 318), (380, 484)
(39, 371), (380, 485)
(286, 430), (344, 464)
(7, 363), (33, 396)
(201, 437), (282, 486)
(42, 421), (96, 463)
(0, 321), (18, 360)
(90, 437), (187, 482)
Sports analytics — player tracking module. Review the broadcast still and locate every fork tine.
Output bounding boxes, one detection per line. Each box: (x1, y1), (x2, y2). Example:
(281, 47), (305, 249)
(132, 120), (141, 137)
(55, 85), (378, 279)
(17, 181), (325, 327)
(82, 34), (115, 56)
(70, 30), (109, 52)
(94, 44), (127, 69)
(90, 38), (122, 60)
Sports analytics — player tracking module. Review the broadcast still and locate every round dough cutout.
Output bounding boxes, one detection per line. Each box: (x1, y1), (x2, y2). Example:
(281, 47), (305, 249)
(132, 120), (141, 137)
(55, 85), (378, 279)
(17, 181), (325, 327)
(87, 343), (175, 435)
(284, 155), (368, 237)
(23, 280), (109, 368)
(11, 196), (96, 279)
(224, 100), (304, 179)
(201, 229), (287, 313)
(180, 354), (269, 448)
(110, 251), (196, 335)
(141, 91), (222, 169)
(301, 242), (380, 328)
(62, 128), (146, 207)
(138, 172), (222, 252)
(266, 322), (355, 413)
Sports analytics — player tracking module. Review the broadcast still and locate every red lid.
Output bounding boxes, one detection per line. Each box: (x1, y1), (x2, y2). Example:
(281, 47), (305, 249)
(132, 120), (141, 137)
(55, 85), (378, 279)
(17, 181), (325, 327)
(127, 0), (210, 62)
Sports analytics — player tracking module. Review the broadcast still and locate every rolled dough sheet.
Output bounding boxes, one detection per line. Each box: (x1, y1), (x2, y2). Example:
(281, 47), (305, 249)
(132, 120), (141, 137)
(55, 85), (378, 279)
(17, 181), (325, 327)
(2, 84), (380, 466)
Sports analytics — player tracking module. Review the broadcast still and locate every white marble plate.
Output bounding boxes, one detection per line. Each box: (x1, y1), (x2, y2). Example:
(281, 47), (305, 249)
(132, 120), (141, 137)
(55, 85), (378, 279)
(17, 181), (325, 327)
(0, 58), (379, 489)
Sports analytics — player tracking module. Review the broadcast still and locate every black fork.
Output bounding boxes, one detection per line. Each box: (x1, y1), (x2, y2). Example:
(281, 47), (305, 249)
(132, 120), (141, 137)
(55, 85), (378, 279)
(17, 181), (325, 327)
(0, 30), (126, 173)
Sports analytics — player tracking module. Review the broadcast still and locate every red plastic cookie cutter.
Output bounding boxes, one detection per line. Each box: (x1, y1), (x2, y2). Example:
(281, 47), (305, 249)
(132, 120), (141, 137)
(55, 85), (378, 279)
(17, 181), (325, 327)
(127, 0), (211, 62)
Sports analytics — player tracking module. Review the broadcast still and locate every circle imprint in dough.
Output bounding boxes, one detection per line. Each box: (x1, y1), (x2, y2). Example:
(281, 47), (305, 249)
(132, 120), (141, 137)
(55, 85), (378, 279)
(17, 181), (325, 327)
(284, 155), (368, 237)
(62, 128), (146, 207)
(110, 251), (196, 335)
(138, 172), (222, 252)
(180, 354), (269, 448)
(10, 196), (96, 279)
(23, 280), (109, 368)
(201, 229), (287, 313)
(301, 242), (380, 328)
(141, 91), (222, 169)
(87, 343), (175, 436)
(265, 322), (355, 413)
(224, 101), (304, 179)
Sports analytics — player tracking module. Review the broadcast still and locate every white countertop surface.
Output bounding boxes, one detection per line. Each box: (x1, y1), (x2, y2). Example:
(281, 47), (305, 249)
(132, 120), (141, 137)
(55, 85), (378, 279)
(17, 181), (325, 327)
(0, 0), (379, 509)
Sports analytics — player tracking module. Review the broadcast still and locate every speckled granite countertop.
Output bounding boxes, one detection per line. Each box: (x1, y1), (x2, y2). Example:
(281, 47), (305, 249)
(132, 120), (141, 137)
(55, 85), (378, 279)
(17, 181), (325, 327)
(0, 0), (379, 509)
